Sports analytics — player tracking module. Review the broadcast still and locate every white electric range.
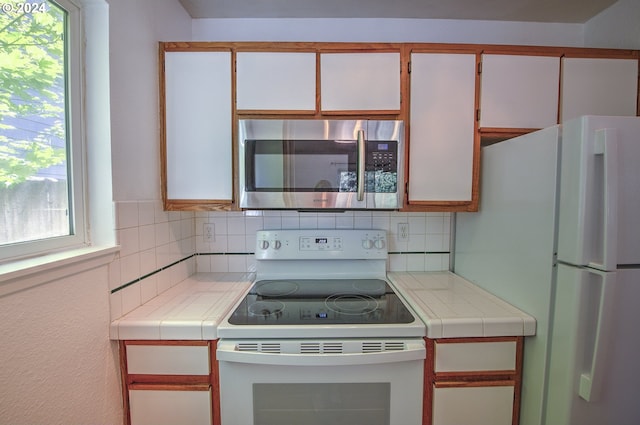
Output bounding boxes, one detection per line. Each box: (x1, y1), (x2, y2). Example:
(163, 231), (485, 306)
(217, 229), (426, 425)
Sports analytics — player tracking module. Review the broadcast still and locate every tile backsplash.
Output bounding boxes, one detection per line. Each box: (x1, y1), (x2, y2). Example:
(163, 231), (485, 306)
(110, 201), (451, 320)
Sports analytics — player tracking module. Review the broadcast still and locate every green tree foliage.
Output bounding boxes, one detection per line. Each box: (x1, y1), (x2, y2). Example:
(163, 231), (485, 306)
(0, 2), (66, 187)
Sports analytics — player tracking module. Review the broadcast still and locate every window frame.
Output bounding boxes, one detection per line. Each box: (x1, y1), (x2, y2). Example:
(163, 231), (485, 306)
(0, 0), (87, 262)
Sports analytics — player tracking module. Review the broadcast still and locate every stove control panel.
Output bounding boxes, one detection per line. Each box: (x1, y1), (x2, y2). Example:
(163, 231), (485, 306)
(299, 236), (343, 251)
(255, 229), (388, 260)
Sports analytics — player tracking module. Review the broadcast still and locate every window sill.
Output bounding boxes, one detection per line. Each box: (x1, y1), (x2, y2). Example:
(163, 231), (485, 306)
(0, 245), (120, 297)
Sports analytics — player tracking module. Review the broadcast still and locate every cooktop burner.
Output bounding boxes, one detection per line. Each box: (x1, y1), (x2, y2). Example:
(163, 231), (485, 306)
(228, 279), (416, 325)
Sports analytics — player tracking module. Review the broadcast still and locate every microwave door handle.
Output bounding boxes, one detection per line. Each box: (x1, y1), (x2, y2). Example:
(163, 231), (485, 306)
(357, 130), (365, 201)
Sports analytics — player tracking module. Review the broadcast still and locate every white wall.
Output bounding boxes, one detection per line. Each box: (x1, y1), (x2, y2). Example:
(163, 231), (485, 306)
(585, 0), (640, 49)
(192, 17), (585, 46)
(109, 0), (192, 202)
(0, 1), (192, 425)
(0, 266), (121, 424)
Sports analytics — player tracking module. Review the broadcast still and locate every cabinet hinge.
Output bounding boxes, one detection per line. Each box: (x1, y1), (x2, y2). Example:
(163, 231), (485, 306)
(408, 61), (411, 74)
(477, 61), (482, 74)
(476, 108), (481, 122)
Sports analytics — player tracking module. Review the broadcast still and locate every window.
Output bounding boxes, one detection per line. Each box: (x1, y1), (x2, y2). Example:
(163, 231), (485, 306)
(0, 0), (86, 262)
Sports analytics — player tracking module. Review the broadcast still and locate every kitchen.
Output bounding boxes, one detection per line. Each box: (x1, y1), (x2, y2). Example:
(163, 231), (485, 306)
(0, 0), (638, 424)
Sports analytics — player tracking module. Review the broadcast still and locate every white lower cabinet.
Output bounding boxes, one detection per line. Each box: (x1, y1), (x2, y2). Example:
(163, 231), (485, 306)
(426, 337), (523, 425)
(120, 341), (218, 425)
(433, 385), (515, 425)
(129, 388), (212, 425)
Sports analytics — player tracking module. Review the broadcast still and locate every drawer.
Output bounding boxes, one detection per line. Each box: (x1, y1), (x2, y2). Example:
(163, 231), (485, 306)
(126, 344), (210, 375)
(434, 340), (516, 372)
(433, 384), (514, 425)
(129, 388), (212, 425)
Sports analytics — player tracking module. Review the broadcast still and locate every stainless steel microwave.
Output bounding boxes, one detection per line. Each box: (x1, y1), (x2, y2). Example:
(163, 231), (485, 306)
(238, 119), (404, 210)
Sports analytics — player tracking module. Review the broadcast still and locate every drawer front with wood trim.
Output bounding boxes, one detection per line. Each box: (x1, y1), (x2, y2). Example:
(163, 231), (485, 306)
(432, 383), (515, 425)
(425, 337), (523, 425)
(129, 387), (212, 425)
(434, 340), (517, 373)
(126, 344), (210, 375)
(120, 341), (220, 425)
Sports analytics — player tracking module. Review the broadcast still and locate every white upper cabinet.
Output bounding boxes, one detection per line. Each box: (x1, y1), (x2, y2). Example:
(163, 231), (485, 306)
(408, 52), (476, 203)
(320, 52), (401, 112)
(164, 51), (233, 201)
(561, 57), (638, 122)
(236, 52), (317, 111)
(480, 54), (560, 129)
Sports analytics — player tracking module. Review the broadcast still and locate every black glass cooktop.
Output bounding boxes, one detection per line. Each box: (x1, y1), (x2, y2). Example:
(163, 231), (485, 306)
(228, 279), (416, 325)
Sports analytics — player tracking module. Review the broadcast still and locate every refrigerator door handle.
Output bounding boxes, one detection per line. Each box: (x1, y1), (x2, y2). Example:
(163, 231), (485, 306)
(589, 128), (618, 271)
(578, 269), (616, 402)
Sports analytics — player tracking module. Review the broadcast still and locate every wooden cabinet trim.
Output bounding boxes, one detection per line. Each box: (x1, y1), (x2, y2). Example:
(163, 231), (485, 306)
(160, 41), (639, 212)
(124, 340), (209, 347)
(425, 337), (524, 425)
(434, 379), (516, 389)
(120, 340), (219, 425)
(210, 340), (221, 425)
(127, 374), (210, 386)
(129, 383), (211, 391)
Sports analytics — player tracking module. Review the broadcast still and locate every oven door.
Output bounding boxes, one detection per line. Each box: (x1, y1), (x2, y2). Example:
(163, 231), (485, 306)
(217, 339), (425, 425)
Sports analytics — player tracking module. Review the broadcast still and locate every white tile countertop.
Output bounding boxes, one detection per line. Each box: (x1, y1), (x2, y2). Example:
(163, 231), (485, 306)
(388, 271), (536, 339)
(110, 272), (254, 340)
(110, 271), (535, 341)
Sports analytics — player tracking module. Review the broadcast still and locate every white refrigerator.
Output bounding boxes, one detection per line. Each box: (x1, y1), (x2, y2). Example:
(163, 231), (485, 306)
(454, 116), (640, 425)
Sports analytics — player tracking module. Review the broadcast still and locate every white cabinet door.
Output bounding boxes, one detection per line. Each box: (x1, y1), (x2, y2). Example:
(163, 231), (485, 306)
(408, 53), (476, 202)
(129, 389), (212, 425)
(236, 52), (316, 111)
(320, 52), (401, 111)
(433, 385), (514, 425)
(164, 51), (232, 200)
(480, 54), (560, 129)
(561, 57), (638, 122)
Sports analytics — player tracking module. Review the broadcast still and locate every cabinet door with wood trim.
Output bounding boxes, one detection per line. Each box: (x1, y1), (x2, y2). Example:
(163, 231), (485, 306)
(320, 52), (401, 113)
(408, 52), (477, 209)
(433, 384), (515, 425)
(479, 54), (560, 130)
(236, 51), (317, 113)
(561, 57), (639, 122)
(425, 337), (523, 425)
(129, 388), (212, 425)
(120, 341), (220, 425)
(162, 49), (233, 209)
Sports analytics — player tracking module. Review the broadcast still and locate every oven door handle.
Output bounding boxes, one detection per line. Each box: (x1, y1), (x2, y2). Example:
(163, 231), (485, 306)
(216, 341), (426, 366)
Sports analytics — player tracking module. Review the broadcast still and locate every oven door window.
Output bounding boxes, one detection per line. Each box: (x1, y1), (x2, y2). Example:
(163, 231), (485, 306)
(254, 383), (390, 425)
(245, 139), (357, 192)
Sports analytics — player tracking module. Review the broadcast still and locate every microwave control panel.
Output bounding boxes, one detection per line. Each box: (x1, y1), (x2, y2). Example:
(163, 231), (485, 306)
(367, 141), (398, 172)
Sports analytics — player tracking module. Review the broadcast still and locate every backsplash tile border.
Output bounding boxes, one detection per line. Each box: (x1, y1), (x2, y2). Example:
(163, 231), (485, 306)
(110, 201), (453, 320)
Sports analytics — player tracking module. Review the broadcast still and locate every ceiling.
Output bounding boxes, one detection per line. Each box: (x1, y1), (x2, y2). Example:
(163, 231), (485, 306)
(179, 0), (618, 23)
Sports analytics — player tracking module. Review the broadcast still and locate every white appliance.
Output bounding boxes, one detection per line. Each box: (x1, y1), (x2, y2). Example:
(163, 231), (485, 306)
(217, 229), (426, 425)
(454, 116), (640, 425)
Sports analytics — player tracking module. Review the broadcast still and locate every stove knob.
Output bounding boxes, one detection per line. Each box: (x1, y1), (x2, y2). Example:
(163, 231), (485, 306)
(259, 240), (269, 250)
(374, 238), (386, 249)
(362, 239), (373, 249)
(273, 240), (282, 250)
